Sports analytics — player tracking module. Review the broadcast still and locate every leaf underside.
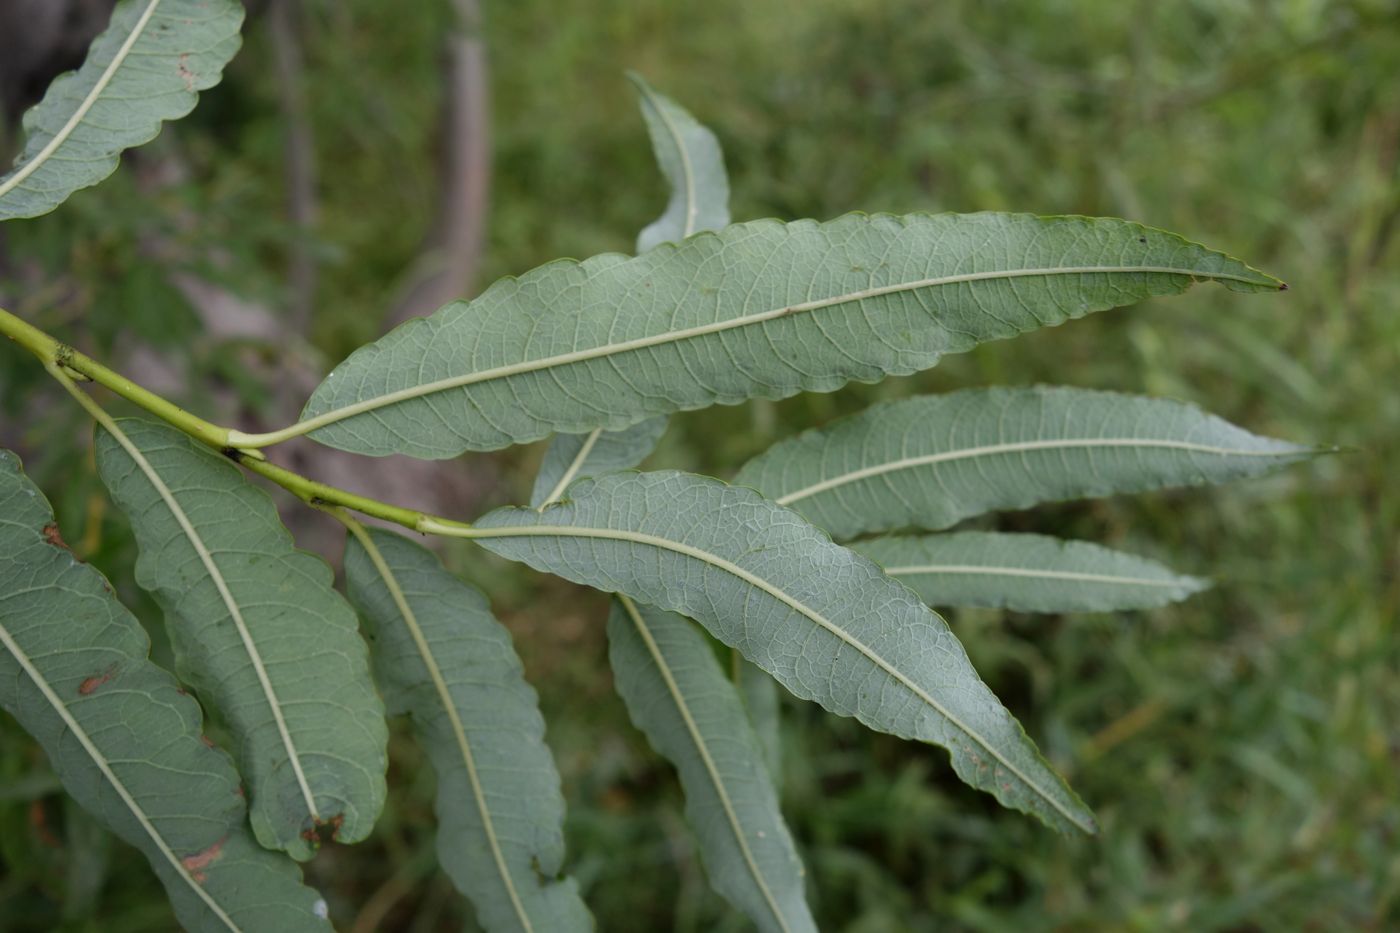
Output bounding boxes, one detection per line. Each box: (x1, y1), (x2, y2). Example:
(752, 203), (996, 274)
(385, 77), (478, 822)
(94, 419), (387, 860)
(344, 527), (591, 933)
(530, 416), (668, 509)
(300, 212), (1281, 459)
(737, 386), (1313, 541)
(856, 531), (1208, 613)
(473, 470), (1095, 835)
(608, 597), (814, 932)
(630, 72), (732, 253)
(0, 0), (245, 220)
(0, 450), (330, 933)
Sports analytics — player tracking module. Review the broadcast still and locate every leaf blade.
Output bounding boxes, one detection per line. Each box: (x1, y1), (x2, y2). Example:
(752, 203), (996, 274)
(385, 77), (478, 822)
(609, 597), (813, 932)
(0, 0), (245, 220)
(465, 470), (1095, 834)
(0, 450), (330, 932)
(297, 213), (1282, 459)
(343, 526), (591, 933)
(856, 532), (1208, 612)
(94, 418), (387, 859)
(530, 417), (668, 508)
(629, 73), (731, 252)
(737, 386), (1314, 540)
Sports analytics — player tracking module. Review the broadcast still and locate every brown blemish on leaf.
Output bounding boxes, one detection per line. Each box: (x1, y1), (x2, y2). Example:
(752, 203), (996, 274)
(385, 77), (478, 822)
(78, 665), (118, 696)
(181, 837), (226, 884)
(42, 523), (70, 551)
(177, 53), (195, 92)
(199, 734), (216, 748)
(300, 813), (345, 846)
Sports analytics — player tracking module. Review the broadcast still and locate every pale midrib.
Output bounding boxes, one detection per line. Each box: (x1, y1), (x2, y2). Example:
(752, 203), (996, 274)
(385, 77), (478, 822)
(617, 595), (791, 932)
(775, 438), (1300, 506)
(0, 623), (240, 931)
(448, 521), (1091, 832)
(885, 564), (1181, 587)
(647, 90), (700, 237)
(539, 430), (602, 509)
(272, 263), (1268, 446)
(348, 525), (534, 933)
(0, 0), (163, 199)
(104, 424), (320, 824)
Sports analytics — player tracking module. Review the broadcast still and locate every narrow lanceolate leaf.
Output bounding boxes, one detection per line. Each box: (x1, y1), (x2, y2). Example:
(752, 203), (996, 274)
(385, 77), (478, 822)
(630, 73), (731, 252)
(296, 213), (1282, 459)
(343, 527), (591, 933)
(737, 387), (1315, 541)
(94, 419), (387, 860)
(609, 597), (814, 932)
(855, 532), (1208, 613)
(465, 471), (1095, 834)
(0, 450), (331, 932)
(732, 652), (783, 783)
(0, 0), (245, 220)
(531, 76), (727, 503)
(530, 417), (667, 508)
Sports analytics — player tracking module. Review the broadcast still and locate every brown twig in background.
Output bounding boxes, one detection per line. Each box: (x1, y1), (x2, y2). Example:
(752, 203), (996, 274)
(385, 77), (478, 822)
(268, 0), (319, 336)
(384, 0), (491, 327)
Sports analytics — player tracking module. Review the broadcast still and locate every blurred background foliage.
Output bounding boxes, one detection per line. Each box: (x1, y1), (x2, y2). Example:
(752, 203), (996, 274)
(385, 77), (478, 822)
(1, 0), (1397, 929)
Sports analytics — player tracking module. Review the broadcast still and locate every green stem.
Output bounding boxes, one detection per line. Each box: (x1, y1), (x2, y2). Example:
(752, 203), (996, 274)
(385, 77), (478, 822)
(1, 306), (240, 453)
(4, 306), (473, 537)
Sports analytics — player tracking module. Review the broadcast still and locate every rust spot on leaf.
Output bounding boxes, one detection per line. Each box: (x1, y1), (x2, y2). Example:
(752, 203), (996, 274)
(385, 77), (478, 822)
(177, 53), (195, 92)
(78, 665), (117, 696)
(42, 523), (70, 551)
(301, 813), (345, 846)
(181, 837), (226, 883)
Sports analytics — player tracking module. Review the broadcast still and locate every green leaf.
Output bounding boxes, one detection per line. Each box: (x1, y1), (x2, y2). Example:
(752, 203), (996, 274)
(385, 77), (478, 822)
(463, 470), (1095, 834)
(530, 417), (667, 508)
(0, 0), (245, 221)
(295, 213), (1281, 459)
(0, 450), (331, 932)
(737, 386), (1314, 540)
(531, 76), (729, 505)
(855, 532), (1209, 613)
(630, 73), (731, 252)
(732, 651), (783, 784)
(93, 418), (387, 860)
(609, 597), (814, 932)
(343, 526), (591, 933)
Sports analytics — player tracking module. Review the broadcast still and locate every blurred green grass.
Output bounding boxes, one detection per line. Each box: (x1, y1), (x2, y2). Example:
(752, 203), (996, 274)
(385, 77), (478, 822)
(1, 0), (1397, 929)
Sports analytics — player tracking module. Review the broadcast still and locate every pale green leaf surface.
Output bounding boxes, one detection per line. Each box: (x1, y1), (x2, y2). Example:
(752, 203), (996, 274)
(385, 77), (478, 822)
(608, 597), (813, 932)
(94, 419), (387, 860)
(856, 532), (1208, 613)
(530, 417), (667, 508)
(0, 450), (330, 932)
(298, 213), (1280, 459)
(468, 470), (1095, 834)
(732, 651), (783, 783)
(630, 73), (731, 252)
(344, 527), (590, 933)
(737, 387), (1314, 540)
(0, 0), (245, 220)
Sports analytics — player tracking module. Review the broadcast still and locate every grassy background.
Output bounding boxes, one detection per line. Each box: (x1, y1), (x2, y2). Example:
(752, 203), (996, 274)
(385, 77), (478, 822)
(1, 0), (1397, 929)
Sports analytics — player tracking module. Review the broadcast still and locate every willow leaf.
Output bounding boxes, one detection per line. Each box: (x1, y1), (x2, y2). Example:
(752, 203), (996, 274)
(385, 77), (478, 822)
(630, 73), (731, 252)
(530, 417), (667, 508)
(0, 0), (245, 220)
(856, 532), (1208, 613)
(732, 653), (783, 784)
(343, 526), (591, 933)
(463, 470), (1094, 834)
(609, 597), (813, 932)
(94, 419), (387, 860)
(533, 75), (730, 504)
(0, 450), (330, 932)
(737, 387), (1314, 540)
(294, 213), (1281, 459)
